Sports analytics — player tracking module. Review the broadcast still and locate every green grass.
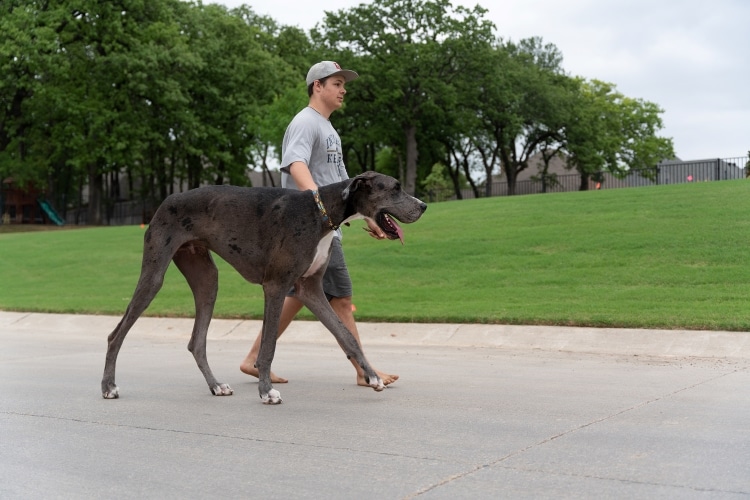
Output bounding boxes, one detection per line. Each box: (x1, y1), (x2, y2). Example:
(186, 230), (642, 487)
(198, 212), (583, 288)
(2, 180), (749, 330)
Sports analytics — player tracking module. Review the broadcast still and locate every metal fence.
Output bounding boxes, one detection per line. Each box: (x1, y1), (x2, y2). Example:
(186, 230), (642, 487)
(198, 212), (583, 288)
(457, 156), (749, 199)
(57, 156), (750, 224)
(63, 199), (157, 226)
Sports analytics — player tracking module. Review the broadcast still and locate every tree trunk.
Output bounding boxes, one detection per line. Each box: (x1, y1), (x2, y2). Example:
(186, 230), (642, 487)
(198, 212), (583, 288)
(506, 166), (518, 196)
(484, 166), (493, 197)
(445, 149), (463, 200)
(87, 163), (103, 225)
(460, 157), (479, 198)
(404, 124), (418, 196)
(187, 154), (202, 190)
(260, 144), (275, 187)
(579, 171), (590, 191)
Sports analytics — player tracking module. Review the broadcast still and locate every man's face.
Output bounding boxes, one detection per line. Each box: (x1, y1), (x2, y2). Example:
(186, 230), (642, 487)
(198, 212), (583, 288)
(319, 75), (348, 111)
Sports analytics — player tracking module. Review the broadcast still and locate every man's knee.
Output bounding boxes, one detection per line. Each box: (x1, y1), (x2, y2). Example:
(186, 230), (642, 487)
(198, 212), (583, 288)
(330, 296), (353, 315)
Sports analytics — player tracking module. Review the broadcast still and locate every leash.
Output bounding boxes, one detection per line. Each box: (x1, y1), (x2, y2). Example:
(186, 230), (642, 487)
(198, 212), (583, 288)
(312, 190), (339, 230)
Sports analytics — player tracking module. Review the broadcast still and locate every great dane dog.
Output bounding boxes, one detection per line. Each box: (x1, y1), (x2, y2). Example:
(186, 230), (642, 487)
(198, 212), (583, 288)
(101, 171), (427, 404)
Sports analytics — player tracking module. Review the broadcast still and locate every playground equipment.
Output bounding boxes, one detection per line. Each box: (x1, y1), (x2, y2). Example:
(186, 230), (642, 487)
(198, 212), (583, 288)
(37, 199), (65, 226)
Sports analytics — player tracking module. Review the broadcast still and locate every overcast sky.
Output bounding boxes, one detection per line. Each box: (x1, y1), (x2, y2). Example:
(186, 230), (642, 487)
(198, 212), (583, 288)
(209, 0), (748, 161)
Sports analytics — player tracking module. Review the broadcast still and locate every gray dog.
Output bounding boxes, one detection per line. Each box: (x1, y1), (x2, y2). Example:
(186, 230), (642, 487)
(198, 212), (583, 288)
(101, 171), (427, 404)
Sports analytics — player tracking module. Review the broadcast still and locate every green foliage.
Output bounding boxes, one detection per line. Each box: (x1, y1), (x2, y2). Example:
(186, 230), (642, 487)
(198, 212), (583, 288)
(565, 79), (675, 186)
(2, 180), (750, 331)
(1, 0), (675, 216)
(373, 146), (400, 179)
(421, 163), (453, 202)
(313, 0), (497, 195)
(0, 0), (298, 213)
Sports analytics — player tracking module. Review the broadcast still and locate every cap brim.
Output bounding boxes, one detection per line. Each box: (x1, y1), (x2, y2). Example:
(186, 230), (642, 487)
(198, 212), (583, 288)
(331, 69), (359, 82)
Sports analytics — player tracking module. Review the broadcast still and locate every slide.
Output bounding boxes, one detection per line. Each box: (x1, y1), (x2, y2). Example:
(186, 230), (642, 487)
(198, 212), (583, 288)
(37, 199), (65, 226)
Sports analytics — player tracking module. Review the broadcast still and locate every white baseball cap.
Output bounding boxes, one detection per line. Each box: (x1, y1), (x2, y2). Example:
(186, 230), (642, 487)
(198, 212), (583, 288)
(306, 61), (359, 86)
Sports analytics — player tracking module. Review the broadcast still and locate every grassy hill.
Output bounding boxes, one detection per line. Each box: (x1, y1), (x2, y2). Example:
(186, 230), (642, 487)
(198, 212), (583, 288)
(2, 179), (749, 330)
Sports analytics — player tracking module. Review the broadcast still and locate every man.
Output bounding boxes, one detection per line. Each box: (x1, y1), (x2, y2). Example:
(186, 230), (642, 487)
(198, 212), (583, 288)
(240, 61), (399, 387)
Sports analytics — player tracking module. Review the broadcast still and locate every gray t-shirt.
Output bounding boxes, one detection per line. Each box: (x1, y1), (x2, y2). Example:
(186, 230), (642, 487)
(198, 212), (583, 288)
(280, 106), (349, 190)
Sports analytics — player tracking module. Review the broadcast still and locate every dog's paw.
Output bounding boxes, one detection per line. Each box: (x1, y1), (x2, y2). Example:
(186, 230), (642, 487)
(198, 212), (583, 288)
(102, 385), (120, 399)
(210, 383), (233, 396)
(261, 389), (282, 405)
(368, 376), (385, 392)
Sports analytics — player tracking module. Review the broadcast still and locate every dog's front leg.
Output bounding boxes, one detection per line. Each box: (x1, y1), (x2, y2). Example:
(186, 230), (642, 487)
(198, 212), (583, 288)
(297, 282), (384, 392)
(257, 287), (285, 404)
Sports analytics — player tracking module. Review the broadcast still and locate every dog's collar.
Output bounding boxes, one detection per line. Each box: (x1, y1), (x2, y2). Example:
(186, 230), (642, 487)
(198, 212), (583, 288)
(312, 190), (338, 230)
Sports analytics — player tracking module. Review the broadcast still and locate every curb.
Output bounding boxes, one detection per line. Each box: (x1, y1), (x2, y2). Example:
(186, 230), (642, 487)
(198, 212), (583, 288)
(2, 311), (749, 359)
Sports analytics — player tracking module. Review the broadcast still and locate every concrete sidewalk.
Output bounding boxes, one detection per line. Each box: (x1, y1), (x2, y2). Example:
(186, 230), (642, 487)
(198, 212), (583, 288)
(1, 311), (749, 498)
(2, 310), (749, 358)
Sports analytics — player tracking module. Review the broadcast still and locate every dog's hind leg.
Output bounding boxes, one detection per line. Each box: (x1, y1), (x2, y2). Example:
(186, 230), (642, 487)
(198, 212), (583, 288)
(255, 284), (287, 404)
(172, 244), (233, 396)
(101, 241), (173, 399)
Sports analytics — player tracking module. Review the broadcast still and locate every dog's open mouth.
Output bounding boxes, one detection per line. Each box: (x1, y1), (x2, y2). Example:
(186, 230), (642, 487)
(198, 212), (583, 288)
(362, 212), (405, 244)
(378, 212), (404, 244)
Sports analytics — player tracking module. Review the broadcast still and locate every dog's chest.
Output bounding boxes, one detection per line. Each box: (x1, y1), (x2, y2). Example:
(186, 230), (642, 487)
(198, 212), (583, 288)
(303, 233), (335, 277)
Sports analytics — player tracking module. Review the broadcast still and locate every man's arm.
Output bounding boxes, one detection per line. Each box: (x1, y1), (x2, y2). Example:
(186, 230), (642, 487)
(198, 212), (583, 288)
(287, 162), (317, 191)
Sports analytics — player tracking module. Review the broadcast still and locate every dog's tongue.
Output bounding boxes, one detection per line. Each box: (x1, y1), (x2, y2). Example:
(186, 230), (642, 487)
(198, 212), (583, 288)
(385, 214), (404, 245)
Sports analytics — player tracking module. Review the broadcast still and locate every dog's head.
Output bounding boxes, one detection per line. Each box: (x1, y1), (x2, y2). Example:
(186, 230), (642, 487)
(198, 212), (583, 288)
(342, 172), (427, 244)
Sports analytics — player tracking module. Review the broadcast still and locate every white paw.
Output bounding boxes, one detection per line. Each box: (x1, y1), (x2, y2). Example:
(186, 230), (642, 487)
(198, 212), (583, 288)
(261, 389), (282, 405)
(211, 383), (234, 396)
(102, 385), (120, 399)
(370, 377), (385, 392)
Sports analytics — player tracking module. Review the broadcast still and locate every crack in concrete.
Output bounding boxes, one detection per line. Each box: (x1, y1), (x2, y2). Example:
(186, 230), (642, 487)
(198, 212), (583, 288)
(1, 410), (439, 463)
(405, 367), (747, 498)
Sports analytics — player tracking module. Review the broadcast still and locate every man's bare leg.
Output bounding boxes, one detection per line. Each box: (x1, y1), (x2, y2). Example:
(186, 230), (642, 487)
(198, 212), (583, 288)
(239, 296), (304, 383)
(330, 296), (399, 387)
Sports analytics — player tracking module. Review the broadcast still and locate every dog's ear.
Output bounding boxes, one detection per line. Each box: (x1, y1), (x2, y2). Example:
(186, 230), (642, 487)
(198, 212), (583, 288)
(342, 174), (369, 200)
(341, 180), (355, 201)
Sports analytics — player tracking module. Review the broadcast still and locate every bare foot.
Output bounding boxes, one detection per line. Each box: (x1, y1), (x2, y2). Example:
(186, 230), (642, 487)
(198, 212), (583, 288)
(357, 370), (399, 387)
(240, 358), (288, 383)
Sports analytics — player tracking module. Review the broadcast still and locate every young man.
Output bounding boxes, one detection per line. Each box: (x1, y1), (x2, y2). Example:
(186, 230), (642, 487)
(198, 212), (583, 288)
(239, 61), (399, 387)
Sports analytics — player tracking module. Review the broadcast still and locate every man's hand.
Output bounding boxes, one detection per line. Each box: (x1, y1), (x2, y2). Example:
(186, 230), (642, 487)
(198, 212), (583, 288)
(363, 218), (386, 239)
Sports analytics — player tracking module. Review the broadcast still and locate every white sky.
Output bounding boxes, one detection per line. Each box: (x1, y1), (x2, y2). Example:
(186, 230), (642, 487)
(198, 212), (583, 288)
(209, 0), (749, 161)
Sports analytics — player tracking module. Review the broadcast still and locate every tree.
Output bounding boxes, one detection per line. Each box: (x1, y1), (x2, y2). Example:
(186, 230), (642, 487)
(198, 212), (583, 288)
(0, 0), (198, 223)
(0, 0), (73, 193)
(564, 79), (675, 190)
(171, 3), (294, 190)
(312, 0), (495, 195)
(531, 143), (565, 193)
(252, 82), (309, 186)
(50, 0), (190, 223)
(1, 0), (294, 223)
(421, 162), (453, 202)
(236, 13), (314, 185)
(0, 0), (681, 226)
(490, 38), (570, 195)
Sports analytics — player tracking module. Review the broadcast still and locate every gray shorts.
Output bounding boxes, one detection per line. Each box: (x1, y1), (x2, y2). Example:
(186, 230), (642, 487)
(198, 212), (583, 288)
(289, 237), (352, 300)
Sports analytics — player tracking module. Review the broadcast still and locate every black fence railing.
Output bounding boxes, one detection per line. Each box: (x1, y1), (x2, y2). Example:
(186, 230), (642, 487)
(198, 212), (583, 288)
(63, 199), (157, 226)
(457, 156), (749, 199)
(59, 156), (750, 225)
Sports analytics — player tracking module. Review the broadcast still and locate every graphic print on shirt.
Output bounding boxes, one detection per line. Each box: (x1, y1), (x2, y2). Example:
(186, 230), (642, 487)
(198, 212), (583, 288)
(326, 133), (347, 181)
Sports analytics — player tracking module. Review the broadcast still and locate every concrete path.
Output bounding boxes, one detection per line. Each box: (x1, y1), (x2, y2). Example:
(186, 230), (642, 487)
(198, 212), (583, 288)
(1, 311), (748, 499)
